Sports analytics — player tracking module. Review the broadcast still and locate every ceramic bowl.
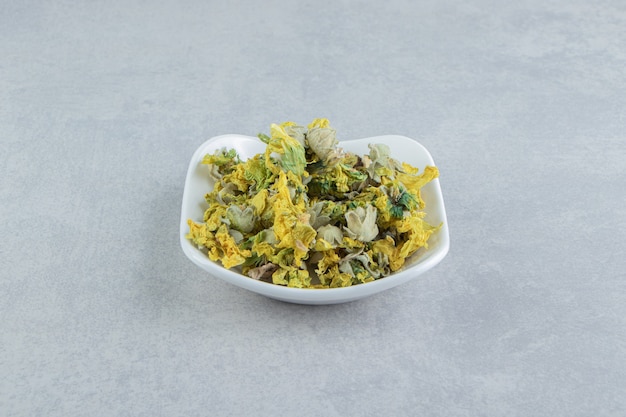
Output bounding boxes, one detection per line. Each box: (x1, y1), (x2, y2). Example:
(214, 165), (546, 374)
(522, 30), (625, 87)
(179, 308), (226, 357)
(180, 134), (449, 304)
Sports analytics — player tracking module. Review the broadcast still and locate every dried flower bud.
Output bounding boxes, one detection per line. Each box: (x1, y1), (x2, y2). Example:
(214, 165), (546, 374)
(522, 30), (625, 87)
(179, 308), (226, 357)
(316, 224), (344, 247)
(308, 201), (331, 229)
(225, 205), (256, 234)
(366, 143), (403, 181)
(307, 127), (338, 160)
(344, 204), (379, 242)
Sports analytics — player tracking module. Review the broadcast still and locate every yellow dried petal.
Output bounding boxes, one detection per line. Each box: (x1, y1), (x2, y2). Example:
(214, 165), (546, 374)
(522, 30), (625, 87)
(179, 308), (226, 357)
(203, 205), (227, 231)
(249, 189), (268, 216)
(401, 162), (419, 175)
(326, 265), (353, 288)
(307, 118), (331, 129)
(316, 250), (341, 275)
(271, 267), (311, 288)
(389, 212), (439, 271)
(341, 236), (366, 250)
(272, 268), (289, 286)
(221, 164), (251, 192)
(215, 225), (251, 269)
(396, 165), (439, 198)
(287, 269), (311, 288)
(186, 220), (214, 247)
(313, 238), (334, 252)
(371, 236), (396, 257)
(292, 222), (317, 264)
(252, 241), (275, 259)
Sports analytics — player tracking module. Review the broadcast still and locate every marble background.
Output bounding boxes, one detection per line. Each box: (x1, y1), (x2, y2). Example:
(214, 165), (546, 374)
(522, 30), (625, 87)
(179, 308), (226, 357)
(1, 1), (625, 416)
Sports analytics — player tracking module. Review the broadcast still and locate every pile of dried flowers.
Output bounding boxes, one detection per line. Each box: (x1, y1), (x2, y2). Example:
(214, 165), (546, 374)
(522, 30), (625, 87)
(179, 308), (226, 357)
(187, 119), (440, 288)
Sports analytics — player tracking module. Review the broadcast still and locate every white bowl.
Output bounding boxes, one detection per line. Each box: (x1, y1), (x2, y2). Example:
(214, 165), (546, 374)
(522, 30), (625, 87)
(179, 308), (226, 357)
(180, 134), (449, 304)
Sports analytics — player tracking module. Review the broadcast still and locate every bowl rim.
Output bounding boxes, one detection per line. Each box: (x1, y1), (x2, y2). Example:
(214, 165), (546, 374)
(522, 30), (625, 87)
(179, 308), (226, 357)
(179, 133), (449, 304)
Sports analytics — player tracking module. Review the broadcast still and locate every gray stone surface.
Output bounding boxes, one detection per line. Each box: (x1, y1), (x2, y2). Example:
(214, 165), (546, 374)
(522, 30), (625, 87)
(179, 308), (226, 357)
(1, 1), (625, 416)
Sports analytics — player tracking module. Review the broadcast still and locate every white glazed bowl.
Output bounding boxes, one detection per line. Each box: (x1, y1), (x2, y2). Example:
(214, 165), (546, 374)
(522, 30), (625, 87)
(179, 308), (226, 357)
(180, 134), (449, 304)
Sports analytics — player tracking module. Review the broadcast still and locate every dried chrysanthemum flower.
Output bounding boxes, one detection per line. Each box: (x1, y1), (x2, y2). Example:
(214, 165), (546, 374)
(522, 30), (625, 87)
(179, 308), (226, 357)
(344, 204), (379, 242)
(225, 205), (256, 234)
(308, 201), (331, 229)
(306, 122), (338, 161)
(364, 143), (403, 182)
(316, 224), (344, 247)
